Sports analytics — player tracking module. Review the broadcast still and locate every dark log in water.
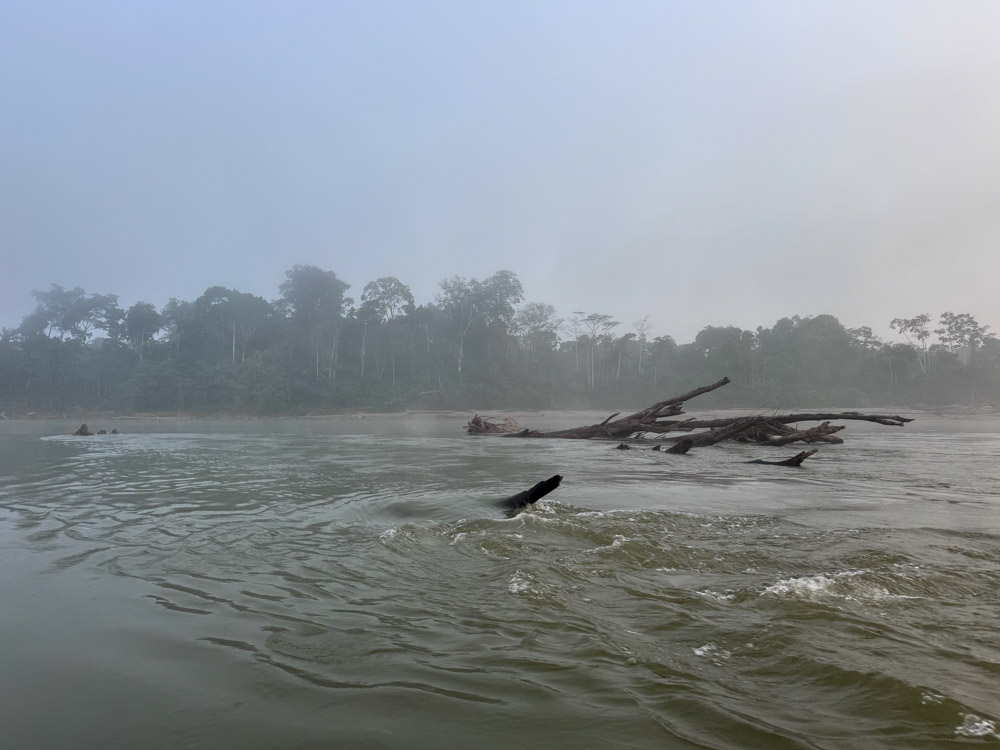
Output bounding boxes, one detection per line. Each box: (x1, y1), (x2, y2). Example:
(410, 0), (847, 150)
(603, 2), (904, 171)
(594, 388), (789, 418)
(754, 422), (844, 446)
(654, 411), (912, 432)
(468, 378), (731, 439)
(746, 449), (819, 467)
(503, 475), (563, 510)
(665, 438), (694, 454)
(73, 424), (94, 436)
(468, 377), (913, 447)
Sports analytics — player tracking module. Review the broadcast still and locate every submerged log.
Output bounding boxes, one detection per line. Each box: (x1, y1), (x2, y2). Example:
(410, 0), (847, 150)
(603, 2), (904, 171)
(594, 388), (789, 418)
(747, 448), (818, 467)
(467, 414), (522, 434)
(477, 377), (731, 440)
(755, 422), (844, 446)
(502, 475), (563, 510)
(658, 415), (770, 447)
(468, 376), (913, 448)
(657, 417), (847, 447)
(653, 411), (913, 431)
(73, 423), (93, 436)
(665, 438), (694, 454)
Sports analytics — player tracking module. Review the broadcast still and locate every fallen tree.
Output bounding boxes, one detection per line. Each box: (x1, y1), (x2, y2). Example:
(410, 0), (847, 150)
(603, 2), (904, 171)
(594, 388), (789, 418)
(654, 417), (848, 448)
(468, 377), (733, 440)
(747, 449), (819, 467)
(467, 377), (913, 447)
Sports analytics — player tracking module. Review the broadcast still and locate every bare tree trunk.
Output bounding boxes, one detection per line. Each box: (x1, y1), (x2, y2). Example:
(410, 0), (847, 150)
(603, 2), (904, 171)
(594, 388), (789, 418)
(472, 377), (732, 438)
(469, 376), (912, 448)
(360, 327), (368, 378)
(328, 332), (340, 382)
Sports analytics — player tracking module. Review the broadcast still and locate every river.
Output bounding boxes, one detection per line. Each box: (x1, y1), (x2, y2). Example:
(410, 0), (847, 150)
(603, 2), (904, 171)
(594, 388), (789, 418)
(1, 411), (998, 749)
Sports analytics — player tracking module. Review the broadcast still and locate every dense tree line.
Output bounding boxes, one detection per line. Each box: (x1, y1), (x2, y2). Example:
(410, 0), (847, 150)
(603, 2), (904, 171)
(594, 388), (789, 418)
(1, 266), (998, 414)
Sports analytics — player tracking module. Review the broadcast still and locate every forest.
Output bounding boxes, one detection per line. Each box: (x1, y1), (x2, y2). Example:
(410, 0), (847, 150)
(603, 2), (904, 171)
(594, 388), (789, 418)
(1, 266), (997, 415)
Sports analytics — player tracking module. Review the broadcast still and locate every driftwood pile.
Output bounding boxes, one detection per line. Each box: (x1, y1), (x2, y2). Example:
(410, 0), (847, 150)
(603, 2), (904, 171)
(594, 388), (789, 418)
(467, 376), (913, 456)
(466, 415), (521, 434)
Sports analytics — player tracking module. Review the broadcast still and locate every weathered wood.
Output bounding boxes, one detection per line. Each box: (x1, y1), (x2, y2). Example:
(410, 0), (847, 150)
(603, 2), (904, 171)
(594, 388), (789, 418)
(747, 449), (818, 466)
(659, 418), (845, 447)
(467, 376), (912, 448)
(503, 475), (563, 510)
(467, 414), (522, 433)
(482, 377), (732, 440)
(652, 411), (912, 433)
(756, 422), (845, 446)
(621, 377), (732, 422)
(665, 438), (694, 454)
(672, 416), (770, 447)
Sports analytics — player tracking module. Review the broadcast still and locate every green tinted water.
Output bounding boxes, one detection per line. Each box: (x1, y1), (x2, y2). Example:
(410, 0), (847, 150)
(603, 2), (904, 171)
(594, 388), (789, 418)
(1, 413), (998, 749)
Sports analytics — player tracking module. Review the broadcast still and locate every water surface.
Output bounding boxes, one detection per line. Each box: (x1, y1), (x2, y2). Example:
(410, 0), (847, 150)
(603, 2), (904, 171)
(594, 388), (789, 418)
(1, 412), (998, 749)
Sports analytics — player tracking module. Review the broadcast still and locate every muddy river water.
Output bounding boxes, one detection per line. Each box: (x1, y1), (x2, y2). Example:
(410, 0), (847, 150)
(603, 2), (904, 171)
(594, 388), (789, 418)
(1, 411), (998, 749)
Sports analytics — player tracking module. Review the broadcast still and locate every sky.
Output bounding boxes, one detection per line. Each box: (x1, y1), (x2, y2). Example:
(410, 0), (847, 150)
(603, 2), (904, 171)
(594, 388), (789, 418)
(2, 0), (999, 344)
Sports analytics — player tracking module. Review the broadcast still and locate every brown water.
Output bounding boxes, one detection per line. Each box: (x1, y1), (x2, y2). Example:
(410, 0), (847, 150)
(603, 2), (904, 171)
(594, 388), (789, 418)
(1, 412), (998, 749)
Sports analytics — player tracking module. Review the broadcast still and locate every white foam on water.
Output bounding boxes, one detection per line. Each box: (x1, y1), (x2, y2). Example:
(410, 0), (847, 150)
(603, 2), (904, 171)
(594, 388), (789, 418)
(760, 569), (917, 602)
(762, 573), (841, 599)
(693, 643), (731, 659)
(378, 527), (399, 542)
(589, 534), (629, 553)
(697, 589), (735, 602)
(508, 570), (538, 595)
(954, 714), (999, 739)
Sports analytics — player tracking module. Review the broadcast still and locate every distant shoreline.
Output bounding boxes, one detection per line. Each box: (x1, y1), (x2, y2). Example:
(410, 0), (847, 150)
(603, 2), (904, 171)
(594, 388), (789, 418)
(3, 403), (997, 422)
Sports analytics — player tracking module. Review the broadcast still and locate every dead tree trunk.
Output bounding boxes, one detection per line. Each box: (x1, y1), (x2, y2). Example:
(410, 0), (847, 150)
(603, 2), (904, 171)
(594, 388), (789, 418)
(651, 411), (912, 431)
(467, 377), (731, 439)
(665, 438), (694, 454)
(467, 377), (913, 447)
(747, 449), (818, 466)
(756, 422), (845, 446)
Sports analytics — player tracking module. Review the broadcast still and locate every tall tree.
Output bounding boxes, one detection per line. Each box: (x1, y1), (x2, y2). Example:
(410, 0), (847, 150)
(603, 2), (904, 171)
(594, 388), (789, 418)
(890, 314), (932, 374)
(358, 277), (415, 380)
(437, 270), (523, 378)
(633, 314), (652, 379)
(577, 313), (619, 389)
(935, 311), (994, 365)
(279, 266), (350, 380)
(27, 284), (122, 343)
(124, 302), (162, 361)
(513, 301), (561, 381)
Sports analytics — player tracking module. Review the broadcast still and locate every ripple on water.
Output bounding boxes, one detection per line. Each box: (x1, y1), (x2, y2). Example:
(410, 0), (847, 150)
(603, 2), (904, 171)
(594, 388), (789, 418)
(2, 420), (999, 749)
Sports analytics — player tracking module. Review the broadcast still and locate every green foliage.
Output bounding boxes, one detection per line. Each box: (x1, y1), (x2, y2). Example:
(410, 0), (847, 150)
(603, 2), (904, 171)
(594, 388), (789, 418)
(27, 284), (123, 343)
(2, 269), (998, 413)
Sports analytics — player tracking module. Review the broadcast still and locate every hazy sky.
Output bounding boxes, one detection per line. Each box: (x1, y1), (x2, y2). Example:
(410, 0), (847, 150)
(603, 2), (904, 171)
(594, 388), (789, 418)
(2, 1), (999, 343)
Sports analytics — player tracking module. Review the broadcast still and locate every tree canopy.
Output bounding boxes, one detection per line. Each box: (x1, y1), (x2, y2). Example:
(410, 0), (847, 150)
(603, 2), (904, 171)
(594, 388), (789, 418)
(1, 267), (997, 414)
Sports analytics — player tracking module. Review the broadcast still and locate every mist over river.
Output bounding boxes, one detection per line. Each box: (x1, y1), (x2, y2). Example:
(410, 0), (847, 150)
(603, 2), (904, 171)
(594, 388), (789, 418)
(1, 412), (998, 749)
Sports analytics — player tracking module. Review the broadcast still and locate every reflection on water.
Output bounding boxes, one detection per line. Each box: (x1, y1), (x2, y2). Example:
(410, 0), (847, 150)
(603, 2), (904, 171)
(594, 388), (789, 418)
(1, 413), (999, 749)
